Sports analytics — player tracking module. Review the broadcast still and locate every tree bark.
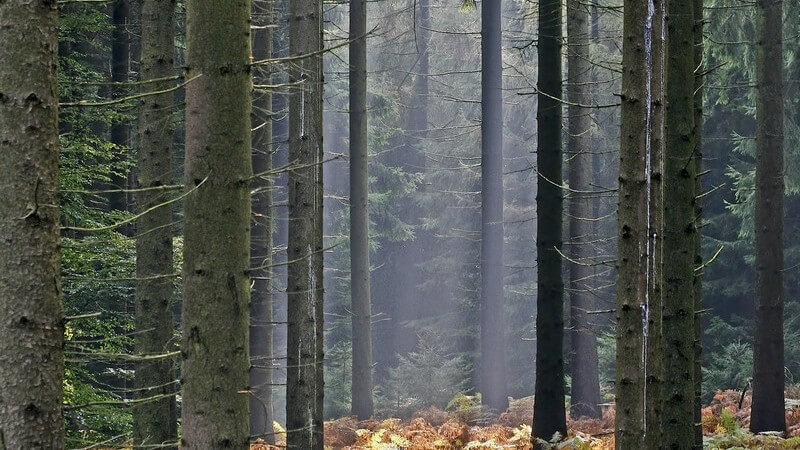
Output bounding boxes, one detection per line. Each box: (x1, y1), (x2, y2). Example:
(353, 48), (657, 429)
(566, 0), (602, 421)
(0, 1), (64, 447)
(662, 0), (697, 445)
(750, 0), (786, 435)
(181, 0), (253, 446)
(250, 0), (276, 441)
(286, 0), (324, 446)
(480, 0), (508, 415)
(349, 0), (374, 421)
(533, 0), (566, 442)
(692, 1), (704, 446)
(133, 0), (178, 447)
(614, 0), (651, 447)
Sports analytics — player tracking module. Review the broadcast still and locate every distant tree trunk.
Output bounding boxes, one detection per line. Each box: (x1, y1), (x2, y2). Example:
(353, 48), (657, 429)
(286, 0), (324, 446)
(181, 0), (253, 446)
(644, 2), (665, 447)
(692, 1), (705, 446)
(533, 0), (566, 442)
(250, 0), (276, 441)
(662, 0), (697, 445)
(109, 0), (131, 213)
(0, 1), (64, 447)
(133, 0), (178, 447)
(566, 0), (601, 421)
(349, 0), (374, 420)
(480, 0), (508, 415)
(313, 7), (326, 447)
(615, 0), (650, 447)
(750, 0), (786, 434)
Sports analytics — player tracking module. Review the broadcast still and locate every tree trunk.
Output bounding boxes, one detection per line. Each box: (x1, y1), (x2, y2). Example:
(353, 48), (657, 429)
(692, 0), (704, 446)
(480, 0), (508, 415)
(109, 0), (131, 213)
(250, 0), (276, 441)
(181, 0), (253, 446)
(133, 0), (178, 447)
(350, 0), (374, 421)
(533, 0), (566, 442)
(662, 0), (697, 445)
(566, 0), (602, 421)
(286, 0), (324, 446)
(750, 0), (786, 434)
(0, 1), (64, 447)
(614, 0), (651, 447)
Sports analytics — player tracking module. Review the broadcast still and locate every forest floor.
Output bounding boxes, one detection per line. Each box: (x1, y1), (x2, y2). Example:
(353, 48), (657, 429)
(253, 389), (800, 449)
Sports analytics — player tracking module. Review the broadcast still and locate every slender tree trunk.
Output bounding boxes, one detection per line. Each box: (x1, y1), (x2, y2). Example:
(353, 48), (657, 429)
(480, 0), (508, 415)
(287, 0), (324, 446)
(692, 1), (704, 446)
(533, 0), (566, 442)
(133, 0), (178, 447)
(644, 2), (665, 447)
(181, 0), (253, 446)
(349, 0), (374, 420)
(615, 0), (651, 447)
(751, 0), (786, 434)
(0, 1), (64, 447)
(109, 0), (131, 213)
(662, 0), (697, 445)
(566, 0), (601, 421)
(250, 0), (276, 441)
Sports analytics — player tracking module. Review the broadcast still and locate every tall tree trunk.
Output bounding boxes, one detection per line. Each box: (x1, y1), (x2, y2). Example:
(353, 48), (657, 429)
(566, 0), (602, 421)
(286, 0), (324, 446)
(349, 0), (374, 420)
(614, 0), (651, 447)
(133, 0), (178, 447)
(692, 0), (705, 446)
(662, 0), (697, 445)
(109, 0), (131, 213)
(181, 0), (253, 446)
(0, 1), (64, 447)
(480, 0), (508, 415)
(751, 0), (786, 434)
(533, 0), (566, 441)
(250, 0), (276, 441)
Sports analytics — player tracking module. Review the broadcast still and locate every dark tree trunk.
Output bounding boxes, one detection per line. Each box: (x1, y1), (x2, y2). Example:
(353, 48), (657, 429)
(533, 0), (566, 442)
(750, 0), (786, 435)
(0, 1), (64, 447)
(250, 0), (276, 441)
(662, 0), (697, 445)
(692, 0), (705, 446)
(614, 0), (651, 447)
(181, 0), (253, 446)
(286, 0), (324, 446)
(349, 0), (374, 420)
(566, 0), (602, 421)
(480, 0), (508, 415)
(109, 0), (131, 213)
(133, 0), (178, 447)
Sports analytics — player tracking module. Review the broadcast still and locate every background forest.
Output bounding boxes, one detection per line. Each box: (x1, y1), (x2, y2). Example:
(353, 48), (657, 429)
(1, 0), (799, 448)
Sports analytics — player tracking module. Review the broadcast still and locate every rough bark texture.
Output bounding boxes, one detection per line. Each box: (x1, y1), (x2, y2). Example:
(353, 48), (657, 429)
(133, 0), (178, 447)
(662, 1), (697, 446)
(349, 0), (375, 421)
(692, 1), (704, 446)
(250, 0), (276, 441)
(286, 0), (324, 446)
(566, 0), (602, 421)
(0, 1), (64, 447)
(109, 0), (131, 213)
(615, 0), (650, 447)
(750, 0), (786, 434)
(480, 0), (508, 415)
(181, 0), (253, 446)
(533, 0), (566, 442)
